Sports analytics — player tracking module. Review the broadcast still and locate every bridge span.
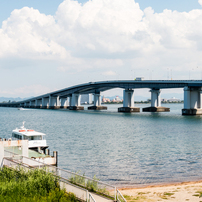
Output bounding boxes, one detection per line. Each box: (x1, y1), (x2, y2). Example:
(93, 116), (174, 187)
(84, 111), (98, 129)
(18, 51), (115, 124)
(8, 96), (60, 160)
(1, 80), (202, 115)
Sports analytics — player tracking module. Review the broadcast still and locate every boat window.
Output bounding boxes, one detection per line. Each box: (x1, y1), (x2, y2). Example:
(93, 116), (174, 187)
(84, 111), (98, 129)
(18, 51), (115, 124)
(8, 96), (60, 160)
(30, 136), (42, 140)
(13, 133), (22, 140)
(23, 136), (29, 140)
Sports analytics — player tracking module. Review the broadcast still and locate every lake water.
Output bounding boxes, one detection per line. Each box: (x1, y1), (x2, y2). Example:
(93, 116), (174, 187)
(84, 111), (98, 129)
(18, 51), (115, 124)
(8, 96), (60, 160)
(1, 103), (202, 187)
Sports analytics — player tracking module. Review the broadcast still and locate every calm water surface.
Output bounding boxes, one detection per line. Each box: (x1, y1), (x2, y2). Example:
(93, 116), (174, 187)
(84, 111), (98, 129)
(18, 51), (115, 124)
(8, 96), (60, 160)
(1, 103), (202, 187)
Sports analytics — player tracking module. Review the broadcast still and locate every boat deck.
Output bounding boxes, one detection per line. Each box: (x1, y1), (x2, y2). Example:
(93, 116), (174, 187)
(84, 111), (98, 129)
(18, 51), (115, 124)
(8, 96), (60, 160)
(5, 146), (48, 158)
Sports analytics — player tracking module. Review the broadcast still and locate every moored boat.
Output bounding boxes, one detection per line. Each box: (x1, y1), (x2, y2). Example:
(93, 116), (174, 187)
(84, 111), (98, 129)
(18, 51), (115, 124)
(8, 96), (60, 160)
(12, 122), (48, 152)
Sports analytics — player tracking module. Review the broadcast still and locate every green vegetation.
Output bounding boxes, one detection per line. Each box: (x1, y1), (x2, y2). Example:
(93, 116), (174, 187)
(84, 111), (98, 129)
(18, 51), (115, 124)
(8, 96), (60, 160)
(69, 171), (109, 196)
(195, 190), (202, 197)
(0, 166), (79, 202)
(163, 192), (174, 196)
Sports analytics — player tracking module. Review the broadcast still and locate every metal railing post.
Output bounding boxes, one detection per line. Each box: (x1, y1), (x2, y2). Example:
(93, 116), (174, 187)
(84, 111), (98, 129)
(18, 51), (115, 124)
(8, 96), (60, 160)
(117, 189), (127, 202)
(86, 190), (88, 202)
(115, 186), (116, 201)
(89, 193), (96, 202)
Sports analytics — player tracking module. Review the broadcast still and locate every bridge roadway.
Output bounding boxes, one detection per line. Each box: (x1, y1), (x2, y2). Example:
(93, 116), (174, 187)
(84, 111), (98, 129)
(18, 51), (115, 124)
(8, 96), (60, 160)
(1, 80), (202, 115)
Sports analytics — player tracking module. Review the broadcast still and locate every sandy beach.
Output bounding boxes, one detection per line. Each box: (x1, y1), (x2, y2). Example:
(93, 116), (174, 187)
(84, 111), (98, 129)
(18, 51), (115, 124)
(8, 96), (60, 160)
(119, 181), (202, 202)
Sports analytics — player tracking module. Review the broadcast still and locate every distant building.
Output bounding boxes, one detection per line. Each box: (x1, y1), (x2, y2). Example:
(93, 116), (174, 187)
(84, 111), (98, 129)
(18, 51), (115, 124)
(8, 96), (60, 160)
(161, 97), (181, 102)
(80, 94), (92, 104)
(102, 96), (110, 103)
(112, 96), (122, 103)
(167, 97), (181, 102)
(161, 98), (167, 102)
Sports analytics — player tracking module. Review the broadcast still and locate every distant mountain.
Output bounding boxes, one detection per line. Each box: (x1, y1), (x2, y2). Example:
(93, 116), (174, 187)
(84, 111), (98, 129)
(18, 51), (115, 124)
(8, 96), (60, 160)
(0, 97), (33, 102)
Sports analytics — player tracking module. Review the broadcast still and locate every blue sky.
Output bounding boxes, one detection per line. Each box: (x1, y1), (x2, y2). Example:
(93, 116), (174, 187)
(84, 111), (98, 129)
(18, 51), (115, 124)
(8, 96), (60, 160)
(1, 0), (201, 23)
(0, 0), (202, 98)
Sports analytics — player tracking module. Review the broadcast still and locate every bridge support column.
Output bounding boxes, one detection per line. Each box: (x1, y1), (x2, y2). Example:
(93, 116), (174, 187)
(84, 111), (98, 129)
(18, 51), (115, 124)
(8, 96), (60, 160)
(30, 100), (35, 108)
(143, 89), (170, 112)
(69, 94), (84, 110)
(60, 97), (69, 109)
(49, 96), (60, 109)
(88, 94), (107, 110)
(118, 89), (140, 112)
(42, 97), (49, 109)
(69, 96), (72, 107)
(182, 87), (202, 115)
(35, 99), (42, 108)
(24, 102), (29, 108)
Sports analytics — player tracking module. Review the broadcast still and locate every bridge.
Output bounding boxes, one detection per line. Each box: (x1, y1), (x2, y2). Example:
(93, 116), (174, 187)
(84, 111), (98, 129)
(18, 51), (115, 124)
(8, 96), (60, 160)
(1, 80), (202, 115)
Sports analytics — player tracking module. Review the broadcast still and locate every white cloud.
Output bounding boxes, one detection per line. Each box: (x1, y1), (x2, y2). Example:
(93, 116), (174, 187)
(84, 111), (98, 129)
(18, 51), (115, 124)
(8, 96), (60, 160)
(199, 0), (202, 6)
(0, 7), (67, 59)
(102, 71), (116, 76)
(1, 0), (202, 96)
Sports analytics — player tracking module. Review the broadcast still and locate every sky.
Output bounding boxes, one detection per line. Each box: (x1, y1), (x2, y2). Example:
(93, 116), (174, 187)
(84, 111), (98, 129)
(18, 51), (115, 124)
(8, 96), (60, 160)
(1, 0), (202, 99)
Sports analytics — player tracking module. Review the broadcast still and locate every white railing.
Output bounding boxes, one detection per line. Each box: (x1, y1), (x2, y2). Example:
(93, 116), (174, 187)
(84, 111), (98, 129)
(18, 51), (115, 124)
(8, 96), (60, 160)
(3, 157), (90, 201)
(3, 151), (127, 202)
(8, 155), (116, 200)
(3, 157), (31, 172)
(117, 189), (127, 202)
(4, 150), (21, 158)
(89, 193), (96, 202)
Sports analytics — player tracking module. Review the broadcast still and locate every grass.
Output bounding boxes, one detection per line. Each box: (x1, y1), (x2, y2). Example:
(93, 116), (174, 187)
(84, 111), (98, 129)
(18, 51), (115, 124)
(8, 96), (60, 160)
(69, 171), (110, 196)
(0, 166), (79, 202)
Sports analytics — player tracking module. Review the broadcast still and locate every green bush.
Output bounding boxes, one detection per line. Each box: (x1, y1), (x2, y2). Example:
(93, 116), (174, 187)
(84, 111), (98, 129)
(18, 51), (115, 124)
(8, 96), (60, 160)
(0, 167), (78, 202)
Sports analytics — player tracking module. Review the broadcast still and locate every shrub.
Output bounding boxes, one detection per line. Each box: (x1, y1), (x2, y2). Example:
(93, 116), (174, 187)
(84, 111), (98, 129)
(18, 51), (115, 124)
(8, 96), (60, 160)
(0, 166), (78, 202)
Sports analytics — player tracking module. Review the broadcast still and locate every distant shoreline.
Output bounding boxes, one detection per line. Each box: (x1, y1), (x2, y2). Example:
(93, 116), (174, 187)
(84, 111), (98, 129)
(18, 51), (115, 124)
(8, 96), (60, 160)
(102, 101), (183, 104)
(81, 101), (184, 105)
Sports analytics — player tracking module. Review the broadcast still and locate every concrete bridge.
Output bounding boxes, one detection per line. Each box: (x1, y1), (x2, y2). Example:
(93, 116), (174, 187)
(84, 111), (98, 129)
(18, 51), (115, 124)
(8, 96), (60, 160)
(1, 80), (202, 115)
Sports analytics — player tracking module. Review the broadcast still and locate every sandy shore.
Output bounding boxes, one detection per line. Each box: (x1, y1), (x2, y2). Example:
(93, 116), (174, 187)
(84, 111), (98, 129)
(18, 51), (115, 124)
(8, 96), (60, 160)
(119, 181), (202, 202)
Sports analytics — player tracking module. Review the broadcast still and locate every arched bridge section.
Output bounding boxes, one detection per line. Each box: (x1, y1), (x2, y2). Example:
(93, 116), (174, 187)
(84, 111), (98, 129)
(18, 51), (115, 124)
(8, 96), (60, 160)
(1, 80), (202, 115)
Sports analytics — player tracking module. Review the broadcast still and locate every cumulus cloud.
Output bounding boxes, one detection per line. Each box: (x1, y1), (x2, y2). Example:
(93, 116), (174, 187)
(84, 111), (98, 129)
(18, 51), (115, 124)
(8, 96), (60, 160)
(199, 0), (202, 6)
(102, 71), (116, 76)
(1, 0), (202, 96)
(0, 7), (67, 58)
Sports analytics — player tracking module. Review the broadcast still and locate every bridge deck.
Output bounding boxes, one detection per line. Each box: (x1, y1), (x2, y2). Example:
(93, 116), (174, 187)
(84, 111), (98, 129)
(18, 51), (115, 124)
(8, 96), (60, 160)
(1, 80), (202, 106)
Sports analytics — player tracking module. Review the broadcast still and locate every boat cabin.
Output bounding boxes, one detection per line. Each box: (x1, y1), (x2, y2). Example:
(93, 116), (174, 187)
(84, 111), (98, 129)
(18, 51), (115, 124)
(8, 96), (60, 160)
(12, 122), (48, 151)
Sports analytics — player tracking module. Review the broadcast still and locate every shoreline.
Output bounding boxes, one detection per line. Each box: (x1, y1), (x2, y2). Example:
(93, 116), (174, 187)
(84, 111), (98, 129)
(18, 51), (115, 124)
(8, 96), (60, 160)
(118, 179), (202, 190)
(118, 180), (202, 201)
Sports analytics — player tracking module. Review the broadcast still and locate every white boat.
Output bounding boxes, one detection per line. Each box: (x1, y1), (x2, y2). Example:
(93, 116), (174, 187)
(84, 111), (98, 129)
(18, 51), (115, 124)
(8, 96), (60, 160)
(12, 122), (48, 152)
(18, 107), (25, 110)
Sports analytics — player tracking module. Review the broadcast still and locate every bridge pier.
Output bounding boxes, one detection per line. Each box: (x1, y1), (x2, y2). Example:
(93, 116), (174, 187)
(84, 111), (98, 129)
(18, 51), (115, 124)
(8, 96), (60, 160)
(30, 100), (35, 108)
(143, 89), (170, 112)
(69, 94), (84, 110)
(182, 87), (202, 115)
(60, 97), (69, 109)
(35, 99), (42, 108)
(24, 102), (30, 108)
(49, 96), (60, 109)
(88, 93), (107, 110)
(42, 97), (49, 109)
(118, 89), (140, 112)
